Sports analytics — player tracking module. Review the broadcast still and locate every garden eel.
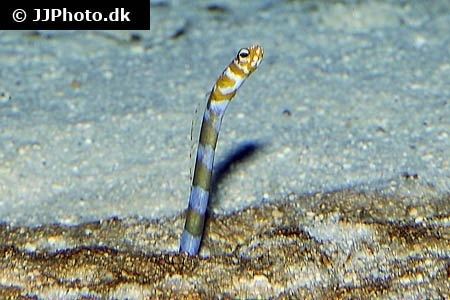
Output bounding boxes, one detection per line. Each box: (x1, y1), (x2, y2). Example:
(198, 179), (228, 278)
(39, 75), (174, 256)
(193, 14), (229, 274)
(180, 45), (264, 255)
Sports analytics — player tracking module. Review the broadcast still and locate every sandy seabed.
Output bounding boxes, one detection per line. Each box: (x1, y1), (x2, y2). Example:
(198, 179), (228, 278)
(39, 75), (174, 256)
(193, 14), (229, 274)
(1, 0), (449, 298)
(1, 190), (449, 299)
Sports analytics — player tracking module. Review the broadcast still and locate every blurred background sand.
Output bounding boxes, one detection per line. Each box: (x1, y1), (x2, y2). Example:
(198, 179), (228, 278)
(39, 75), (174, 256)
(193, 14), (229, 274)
(0, 0), (448, 226)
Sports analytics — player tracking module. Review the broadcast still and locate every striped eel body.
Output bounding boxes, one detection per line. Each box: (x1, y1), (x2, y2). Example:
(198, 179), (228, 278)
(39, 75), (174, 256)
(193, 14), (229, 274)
(180, 45), (264, 255)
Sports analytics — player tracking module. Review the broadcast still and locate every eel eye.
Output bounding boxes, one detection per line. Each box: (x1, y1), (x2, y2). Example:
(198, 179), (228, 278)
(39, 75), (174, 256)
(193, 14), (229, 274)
(237, 48), (250, 60)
